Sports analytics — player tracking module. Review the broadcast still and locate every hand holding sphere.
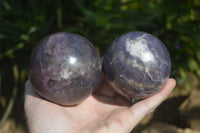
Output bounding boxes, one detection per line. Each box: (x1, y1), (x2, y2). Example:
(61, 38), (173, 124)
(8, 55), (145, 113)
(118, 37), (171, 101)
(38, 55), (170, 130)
(29, 31), (171, 105)
(103, 32), (171, 101)
(26, 31), (175, 133)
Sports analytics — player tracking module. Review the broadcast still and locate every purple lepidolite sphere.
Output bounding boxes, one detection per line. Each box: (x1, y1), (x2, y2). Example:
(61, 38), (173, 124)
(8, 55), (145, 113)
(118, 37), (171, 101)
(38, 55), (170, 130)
(103, 31), (171, 100)
(29, 32), (102, 105)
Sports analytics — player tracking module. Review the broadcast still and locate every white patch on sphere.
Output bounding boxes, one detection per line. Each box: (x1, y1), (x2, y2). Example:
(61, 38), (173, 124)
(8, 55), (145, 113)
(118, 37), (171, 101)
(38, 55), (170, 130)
(125, 37), (155, 63)
(60, 69), (72, 79)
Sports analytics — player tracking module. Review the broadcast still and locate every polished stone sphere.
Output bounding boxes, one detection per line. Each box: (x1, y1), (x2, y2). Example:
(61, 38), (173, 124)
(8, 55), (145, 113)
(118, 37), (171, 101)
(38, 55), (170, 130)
(103, 31), (171, 100)
(29, 32), (102, 105)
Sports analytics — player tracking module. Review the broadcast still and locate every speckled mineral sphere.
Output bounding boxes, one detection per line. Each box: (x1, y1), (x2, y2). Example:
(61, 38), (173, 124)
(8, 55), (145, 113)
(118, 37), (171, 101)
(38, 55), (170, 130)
(29, 32), (102, 105)
(103, 31), (171, 100)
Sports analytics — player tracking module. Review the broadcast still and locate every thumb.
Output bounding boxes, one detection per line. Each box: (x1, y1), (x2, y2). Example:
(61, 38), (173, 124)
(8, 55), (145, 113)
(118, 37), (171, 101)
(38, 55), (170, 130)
(125, 78), (176, 131)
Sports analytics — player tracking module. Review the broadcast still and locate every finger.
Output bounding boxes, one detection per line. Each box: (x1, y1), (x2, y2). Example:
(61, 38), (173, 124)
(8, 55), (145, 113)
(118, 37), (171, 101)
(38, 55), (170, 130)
(25, 80), (38, 97)
(24, 80), (40, 113)
(94, 79), (118, 98)
(125, 78), (176, 130)
(139, 78), (177, 114)
(24, 80), (42, 106)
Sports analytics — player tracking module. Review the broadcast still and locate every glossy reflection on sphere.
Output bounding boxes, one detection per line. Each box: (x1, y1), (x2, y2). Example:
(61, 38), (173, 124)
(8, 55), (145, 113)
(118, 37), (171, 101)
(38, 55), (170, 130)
(103, 31), (171, 100)
(29, 32), (102, 105)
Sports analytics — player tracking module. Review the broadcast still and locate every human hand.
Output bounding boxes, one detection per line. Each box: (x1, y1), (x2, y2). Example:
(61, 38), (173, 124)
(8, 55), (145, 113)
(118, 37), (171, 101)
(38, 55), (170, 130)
(24, 78), (176, 133)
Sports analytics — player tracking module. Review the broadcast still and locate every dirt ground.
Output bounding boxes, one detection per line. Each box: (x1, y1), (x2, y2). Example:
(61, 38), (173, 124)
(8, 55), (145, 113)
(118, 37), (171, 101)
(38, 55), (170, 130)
(0, 73), (200, 133)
